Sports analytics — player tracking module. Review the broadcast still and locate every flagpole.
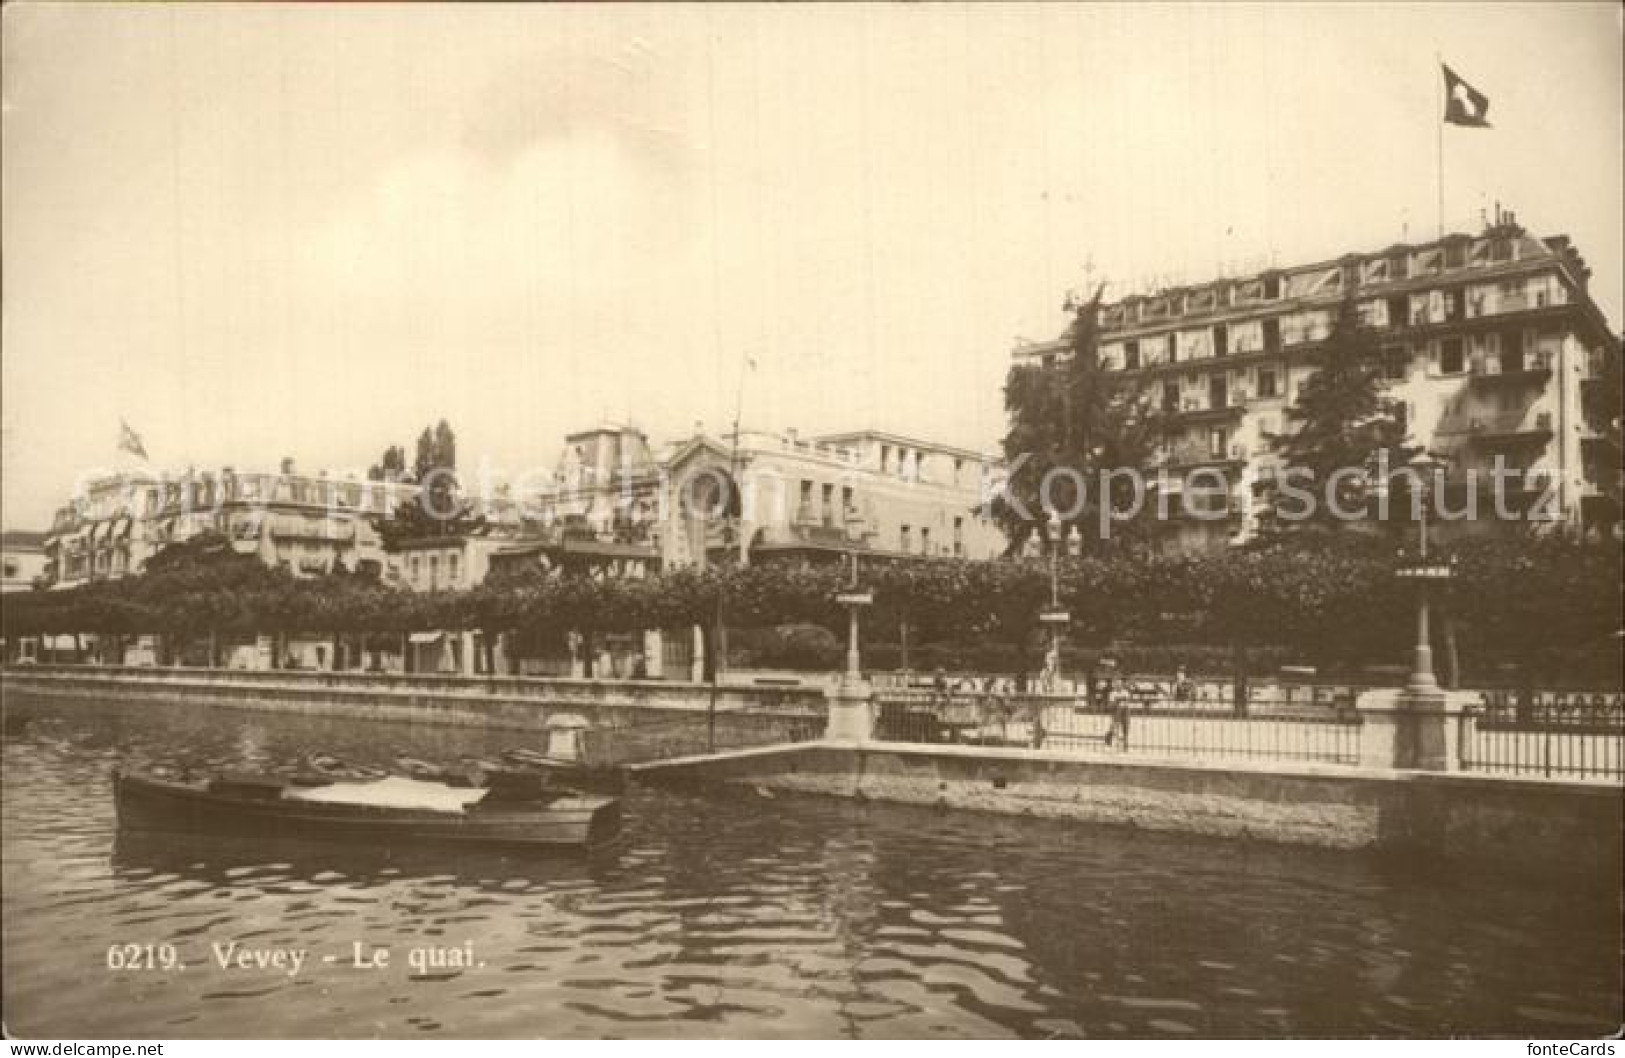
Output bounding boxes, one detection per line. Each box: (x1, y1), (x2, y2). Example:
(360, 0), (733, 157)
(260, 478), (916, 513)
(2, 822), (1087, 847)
(1435, 51), (1444, 239)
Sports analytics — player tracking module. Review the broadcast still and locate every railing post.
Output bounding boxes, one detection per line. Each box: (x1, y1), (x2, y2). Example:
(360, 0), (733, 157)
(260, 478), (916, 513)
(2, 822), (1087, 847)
(1457, 705), (1477, 772)
(825, 673), (874, 743)
(1357, 687), (1476, 770)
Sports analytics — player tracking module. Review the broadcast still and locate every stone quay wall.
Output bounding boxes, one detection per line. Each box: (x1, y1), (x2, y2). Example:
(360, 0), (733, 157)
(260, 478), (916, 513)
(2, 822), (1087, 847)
(635, 742), (1623, 874)
(1, 666), (825, 764)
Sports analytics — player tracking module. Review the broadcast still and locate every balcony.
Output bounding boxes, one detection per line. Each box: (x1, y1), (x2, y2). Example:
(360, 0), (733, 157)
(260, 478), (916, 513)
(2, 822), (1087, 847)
(755, 520), (870, 554)
(1471, 364), (1552, 387)
(1160, 402), (1246, 426)
(1458, 413), (1555, 450)
(1150, 447), (1248, 475)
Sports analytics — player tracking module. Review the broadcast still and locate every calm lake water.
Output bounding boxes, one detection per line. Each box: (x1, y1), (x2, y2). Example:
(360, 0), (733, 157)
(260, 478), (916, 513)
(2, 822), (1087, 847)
(2, 690), (1620, 1039)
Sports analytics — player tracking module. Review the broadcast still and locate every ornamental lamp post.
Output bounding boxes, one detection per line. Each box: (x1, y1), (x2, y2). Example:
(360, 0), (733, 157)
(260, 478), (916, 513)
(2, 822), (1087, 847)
(1394, 452), (1454, 696)
(1038, 514), (1071, 690)
(834, 550), (873, 686)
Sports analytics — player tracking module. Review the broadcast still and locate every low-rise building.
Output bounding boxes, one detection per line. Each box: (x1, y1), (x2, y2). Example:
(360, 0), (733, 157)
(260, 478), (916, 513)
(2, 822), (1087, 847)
(41, 463), (418, 588)
(2, 531), (48, 593)
(514, 422), (1006, 570)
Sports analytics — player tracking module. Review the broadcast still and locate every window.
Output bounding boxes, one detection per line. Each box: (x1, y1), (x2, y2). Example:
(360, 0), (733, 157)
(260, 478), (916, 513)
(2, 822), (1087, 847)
(1167, 333), (1179, 363)
(1209, 429), (1229, 459)
(1263, 275), (1281, 300)
(429, 555), (440, 588)
(449, 553), (461, 582)
(1124, 340), (1141, 370)
(953, 458), (963, 484)
(1383, 346), (1409, 381)
(1262, 317), (1280, 353)
(1162, 381), (1180, 413)
(953, 516), (964, 557)
(409, 556), (420, 581)
(1212, 323), (1228, 358)
(880, 446), (890, 473)
(1389, 254), (1409, 280)
(2, 559), (17, 578)
(1502, 329), (1525, 372)
(1490, 238), (1512, 263)
(1444, 242), (1466, 268)
(920, 527), (931, 555)
(1387, 296), (1407, 328)
(900, 525), (911, 553)
(1041, 353), (1055, 370)
(800, 480), (814, 520)
(1257, 369), (1278, 399)
(1439, 337), (1465, 375)
(842, 486), (854, 519)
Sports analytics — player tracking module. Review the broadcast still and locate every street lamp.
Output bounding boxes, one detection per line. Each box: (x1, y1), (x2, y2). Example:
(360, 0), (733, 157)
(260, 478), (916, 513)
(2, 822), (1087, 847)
(1395, 452), (1454, 695)
(834, 551), (873, 686)
(1038, 514), (1071, 690)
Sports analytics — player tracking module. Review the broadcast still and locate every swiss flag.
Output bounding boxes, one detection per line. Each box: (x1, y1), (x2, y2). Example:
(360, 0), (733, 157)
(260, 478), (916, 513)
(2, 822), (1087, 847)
(1442, 64), (1490, 127)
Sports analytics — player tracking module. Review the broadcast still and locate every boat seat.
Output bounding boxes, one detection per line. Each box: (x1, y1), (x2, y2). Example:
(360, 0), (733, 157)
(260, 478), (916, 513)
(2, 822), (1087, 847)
(281, 776), (489, 813)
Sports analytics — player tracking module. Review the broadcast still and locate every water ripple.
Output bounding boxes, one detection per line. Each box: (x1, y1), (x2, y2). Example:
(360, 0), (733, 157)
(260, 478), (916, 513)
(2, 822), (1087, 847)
(3, 690), (1620, 1039)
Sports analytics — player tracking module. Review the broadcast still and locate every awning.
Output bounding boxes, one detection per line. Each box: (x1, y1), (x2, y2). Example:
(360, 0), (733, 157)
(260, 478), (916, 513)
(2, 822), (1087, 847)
(408, 632), (445, 644)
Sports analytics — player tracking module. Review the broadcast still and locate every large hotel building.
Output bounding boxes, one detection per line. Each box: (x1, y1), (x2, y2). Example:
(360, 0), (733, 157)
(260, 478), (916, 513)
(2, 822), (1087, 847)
(1012, 211), (1622, 553)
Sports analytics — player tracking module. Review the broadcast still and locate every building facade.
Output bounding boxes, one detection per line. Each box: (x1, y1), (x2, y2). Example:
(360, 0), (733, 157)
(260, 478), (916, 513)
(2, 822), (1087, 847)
(41, 464), (418, 589)
(714, 428), (1006, 565)
(516, 423), (1007, 570)
(2, 531), (48, 594)
(1012, 212), (1622, 552)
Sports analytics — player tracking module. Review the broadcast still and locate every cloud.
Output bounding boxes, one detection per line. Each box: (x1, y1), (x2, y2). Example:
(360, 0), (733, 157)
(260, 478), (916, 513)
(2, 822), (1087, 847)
(460, 43), (696, 183)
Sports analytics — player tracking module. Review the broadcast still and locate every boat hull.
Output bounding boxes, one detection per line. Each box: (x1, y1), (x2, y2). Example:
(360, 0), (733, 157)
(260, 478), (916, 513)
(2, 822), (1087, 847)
(114, 773), (620, 849)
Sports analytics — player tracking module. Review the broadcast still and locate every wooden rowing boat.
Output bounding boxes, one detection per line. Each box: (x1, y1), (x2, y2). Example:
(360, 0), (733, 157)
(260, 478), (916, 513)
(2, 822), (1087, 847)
(113, 767), (620, 849)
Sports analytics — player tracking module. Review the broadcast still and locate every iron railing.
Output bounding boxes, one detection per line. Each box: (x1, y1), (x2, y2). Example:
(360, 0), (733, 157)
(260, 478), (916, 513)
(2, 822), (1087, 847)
(872, 690), (1363, 766)
(1460, 692), (1624, 782)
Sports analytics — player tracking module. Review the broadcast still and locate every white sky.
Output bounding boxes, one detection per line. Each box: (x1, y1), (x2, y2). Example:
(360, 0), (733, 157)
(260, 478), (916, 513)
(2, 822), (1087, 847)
(3, 2), (1621, 530)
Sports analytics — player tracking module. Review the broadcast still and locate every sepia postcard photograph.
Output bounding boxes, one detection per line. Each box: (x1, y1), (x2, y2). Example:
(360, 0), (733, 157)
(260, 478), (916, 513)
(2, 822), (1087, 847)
(2, 0), (1622, 1046)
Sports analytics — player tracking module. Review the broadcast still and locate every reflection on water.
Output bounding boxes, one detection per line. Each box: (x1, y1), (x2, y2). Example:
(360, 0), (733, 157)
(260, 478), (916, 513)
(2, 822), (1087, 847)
(3, 691), (1620, 1039)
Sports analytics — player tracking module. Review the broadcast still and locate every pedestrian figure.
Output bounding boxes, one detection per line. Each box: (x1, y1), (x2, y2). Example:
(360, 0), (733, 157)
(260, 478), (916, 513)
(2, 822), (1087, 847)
(1103, 677), (1132, 750)
(1172, 665), (1196, 706)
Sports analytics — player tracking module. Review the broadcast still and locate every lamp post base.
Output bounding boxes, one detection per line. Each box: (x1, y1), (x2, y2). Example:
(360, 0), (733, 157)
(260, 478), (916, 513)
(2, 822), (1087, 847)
(1357, 686), (1467, 771)
(1406, 644), (1439, 695)
(825, 674), (874, 742)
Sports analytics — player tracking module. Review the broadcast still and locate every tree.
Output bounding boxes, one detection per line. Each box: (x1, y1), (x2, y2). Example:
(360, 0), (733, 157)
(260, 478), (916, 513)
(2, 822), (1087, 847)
(368, 445), (406, 482)
(994, 284), (1162, 556)
(373, 420), (484, 544)
(1260, 295), (1413, 533)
